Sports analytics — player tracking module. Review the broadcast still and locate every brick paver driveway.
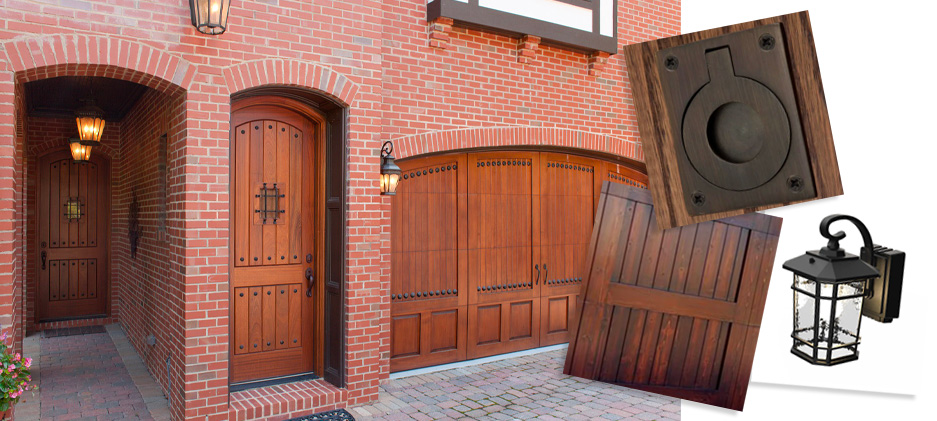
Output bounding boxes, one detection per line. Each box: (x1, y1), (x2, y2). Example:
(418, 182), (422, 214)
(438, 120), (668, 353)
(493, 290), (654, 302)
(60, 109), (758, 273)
(351, 349), (681, 420)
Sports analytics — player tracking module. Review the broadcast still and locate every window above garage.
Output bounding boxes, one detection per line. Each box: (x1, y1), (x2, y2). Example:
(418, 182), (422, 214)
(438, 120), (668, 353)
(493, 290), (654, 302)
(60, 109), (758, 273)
(427, 0), (618, 54)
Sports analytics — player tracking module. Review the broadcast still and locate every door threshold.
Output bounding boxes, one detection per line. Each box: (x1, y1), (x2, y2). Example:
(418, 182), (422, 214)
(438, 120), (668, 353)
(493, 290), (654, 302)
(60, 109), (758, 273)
(230, 373), (320, 393)
(391, 343), (569, 380)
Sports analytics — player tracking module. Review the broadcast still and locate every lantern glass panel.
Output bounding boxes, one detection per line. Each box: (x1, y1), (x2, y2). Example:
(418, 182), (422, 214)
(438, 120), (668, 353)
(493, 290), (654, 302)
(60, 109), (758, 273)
(793, 276), (816, 344)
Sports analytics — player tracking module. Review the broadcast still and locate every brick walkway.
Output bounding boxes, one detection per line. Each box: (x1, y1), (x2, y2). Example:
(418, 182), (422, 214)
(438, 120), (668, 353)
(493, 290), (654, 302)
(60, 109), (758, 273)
(15, 324), (170, 421)
(350, 349), (681, 420)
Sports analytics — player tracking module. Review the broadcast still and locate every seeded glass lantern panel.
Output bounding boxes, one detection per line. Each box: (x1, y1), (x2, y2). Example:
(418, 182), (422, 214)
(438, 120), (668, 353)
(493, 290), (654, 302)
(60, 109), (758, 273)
(783, 214), (879, 366)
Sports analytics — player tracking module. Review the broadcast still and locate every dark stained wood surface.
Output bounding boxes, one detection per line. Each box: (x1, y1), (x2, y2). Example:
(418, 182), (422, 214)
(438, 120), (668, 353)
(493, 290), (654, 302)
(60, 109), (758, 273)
(36, 151), (109, 321)
(564, 182), (781, 411)
(623, 11), (842, 230)
(390, 150), (649, 372)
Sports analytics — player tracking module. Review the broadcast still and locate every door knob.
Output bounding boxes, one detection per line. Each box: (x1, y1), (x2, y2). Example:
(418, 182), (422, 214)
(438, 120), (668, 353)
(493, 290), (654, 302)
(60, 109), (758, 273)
(41, 250), (47, 270)
(305, 268), (315, 297)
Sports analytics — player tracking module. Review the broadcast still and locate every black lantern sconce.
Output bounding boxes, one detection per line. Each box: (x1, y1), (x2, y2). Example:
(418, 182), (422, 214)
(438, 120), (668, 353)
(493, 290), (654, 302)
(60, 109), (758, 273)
(380, 141), (401, 196)
(782, 214), (905, 366)
(189, 0), (231, 35)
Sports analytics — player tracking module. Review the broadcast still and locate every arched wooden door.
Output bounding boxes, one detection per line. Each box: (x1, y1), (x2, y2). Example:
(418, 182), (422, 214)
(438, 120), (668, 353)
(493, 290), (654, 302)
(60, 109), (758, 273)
(36, 150), (110, 321)
(230, 97), (323, 384)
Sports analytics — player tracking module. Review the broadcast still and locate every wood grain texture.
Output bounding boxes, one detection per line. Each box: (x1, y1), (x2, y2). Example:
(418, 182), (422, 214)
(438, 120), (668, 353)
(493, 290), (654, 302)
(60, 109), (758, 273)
(390, 149), (649, 372)
(564, 182), (781, 411)
(623, 11), (842, 230)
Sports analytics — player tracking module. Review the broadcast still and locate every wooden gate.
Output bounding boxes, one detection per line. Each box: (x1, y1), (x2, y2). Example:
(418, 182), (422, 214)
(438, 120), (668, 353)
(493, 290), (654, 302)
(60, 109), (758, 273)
(390, 150), (648, 371)
(564, 183), (781, 410)
(230, 99), (321, 384)
(36, 151), (110, 321)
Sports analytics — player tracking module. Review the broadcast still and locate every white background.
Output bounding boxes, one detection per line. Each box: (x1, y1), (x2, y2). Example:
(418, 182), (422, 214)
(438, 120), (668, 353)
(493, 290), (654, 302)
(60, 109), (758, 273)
(682, 1), (936, 419)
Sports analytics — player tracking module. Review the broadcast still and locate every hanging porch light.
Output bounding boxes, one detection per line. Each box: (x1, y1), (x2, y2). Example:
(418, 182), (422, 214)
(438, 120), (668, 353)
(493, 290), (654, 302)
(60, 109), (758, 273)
(75, 100), (105, 144)
(69, 137), (92, 162)
(189, 0), (232, 35)
(379, 141), (401, 195)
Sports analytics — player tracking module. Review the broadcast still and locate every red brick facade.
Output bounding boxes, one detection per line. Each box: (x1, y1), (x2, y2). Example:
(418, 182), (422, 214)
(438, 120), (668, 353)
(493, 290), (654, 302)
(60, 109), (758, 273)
(0, 1), (679, 420)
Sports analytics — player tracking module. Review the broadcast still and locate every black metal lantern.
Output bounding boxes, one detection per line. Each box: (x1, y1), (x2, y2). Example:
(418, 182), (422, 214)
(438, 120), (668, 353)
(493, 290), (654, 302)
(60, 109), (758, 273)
(189, 0), (231, 35)
(380, 141), (401, 196)
(782, 215), (879, 366)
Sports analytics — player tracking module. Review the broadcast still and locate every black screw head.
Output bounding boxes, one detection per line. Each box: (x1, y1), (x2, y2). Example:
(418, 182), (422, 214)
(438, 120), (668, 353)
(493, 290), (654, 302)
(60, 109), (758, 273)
(664, 55), (679, 71)
(691, 191), (706, 207)
(759, 34), (776, 50)
(787, 176), (805, 192)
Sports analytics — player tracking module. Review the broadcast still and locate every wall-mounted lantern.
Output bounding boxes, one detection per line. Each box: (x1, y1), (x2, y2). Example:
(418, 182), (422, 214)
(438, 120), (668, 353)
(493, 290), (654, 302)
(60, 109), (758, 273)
(782, 214), (905, 366)
(380, 141), (401, 196)
(189, 0), (231, 35)
(69, 137), (92, 162)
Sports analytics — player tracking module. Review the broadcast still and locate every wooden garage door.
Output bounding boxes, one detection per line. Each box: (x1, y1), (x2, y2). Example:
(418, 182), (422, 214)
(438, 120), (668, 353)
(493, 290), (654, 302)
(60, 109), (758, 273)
(390, 150), (647, 372)
(564, 183), (781, 410)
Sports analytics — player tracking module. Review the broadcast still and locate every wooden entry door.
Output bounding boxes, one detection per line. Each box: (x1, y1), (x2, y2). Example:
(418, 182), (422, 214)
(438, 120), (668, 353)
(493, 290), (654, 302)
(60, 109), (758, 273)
(37, 151), (110, 321)
(230, 100), (320, 384)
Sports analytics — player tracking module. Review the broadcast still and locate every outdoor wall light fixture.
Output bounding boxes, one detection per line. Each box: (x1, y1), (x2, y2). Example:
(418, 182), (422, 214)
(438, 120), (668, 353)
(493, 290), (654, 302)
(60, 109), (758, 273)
(189, 0), (231, 35)
(379, 141), (401, 196)
(75, 100), (105, 144)
(782, 214), (905, 366)
(69, 137), (92, 162)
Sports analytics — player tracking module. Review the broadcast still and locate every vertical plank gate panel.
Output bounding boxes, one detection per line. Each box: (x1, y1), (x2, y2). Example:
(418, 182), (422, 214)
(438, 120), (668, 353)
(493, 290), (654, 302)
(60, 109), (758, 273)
(564, 182), (781, 411)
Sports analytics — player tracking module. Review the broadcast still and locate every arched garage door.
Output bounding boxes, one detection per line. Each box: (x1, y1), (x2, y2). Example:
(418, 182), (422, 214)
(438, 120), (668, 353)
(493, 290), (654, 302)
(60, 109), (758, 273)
(390, 149), (648, 372)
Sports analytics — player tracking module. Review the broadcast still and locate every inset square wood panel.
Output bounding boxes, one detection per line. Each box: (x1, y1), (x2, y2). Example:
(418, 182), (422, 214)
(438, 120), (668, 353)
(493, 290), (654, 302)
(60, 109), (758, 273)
(623, 11), (842, 230)
(36, 151), (110, 321)
(565, 182), (782, 411)
(390, 149), (649, 372)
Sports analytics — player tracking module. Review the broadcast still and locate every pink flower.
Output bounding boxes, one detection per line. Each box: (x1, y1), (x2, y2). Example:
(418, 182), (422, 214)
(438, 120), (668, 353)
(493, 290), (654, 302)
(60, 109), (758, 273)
(14, 353), (20, 361)
(7, 364), (15, 372)
(1, 332), (7, 341)
(11, 374), (15, 379)
(23, 357), (31, 368)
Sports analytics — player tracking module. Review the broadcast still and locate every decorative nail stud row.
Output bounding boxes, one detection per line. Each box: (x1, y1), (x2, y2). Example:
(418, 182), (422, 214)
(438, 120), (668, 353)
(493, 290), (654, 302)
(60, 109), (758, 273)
(477, 160), (531, 167)
(402, 164), (457, 180)
(547, 277), (582, 286)
(478, 282), (532, 292)
(610, 173), (646, 188)
(548, 162), (593, 172)
(391, 289), (458, 300)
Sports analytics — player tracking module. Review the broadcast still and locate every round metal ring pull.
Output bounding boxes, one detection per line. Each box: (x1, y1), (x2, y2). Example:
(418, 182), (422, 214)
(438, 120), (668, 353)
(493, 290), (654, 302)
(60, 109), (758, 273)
(682, 48), (791, 191)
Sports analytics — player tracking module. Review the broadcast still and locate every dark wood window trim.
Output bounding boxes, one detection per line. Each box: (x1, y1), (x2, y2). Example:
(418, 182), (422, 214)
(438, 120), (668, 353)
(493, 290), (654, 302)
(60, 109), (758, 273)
(428, 0), (617, 54)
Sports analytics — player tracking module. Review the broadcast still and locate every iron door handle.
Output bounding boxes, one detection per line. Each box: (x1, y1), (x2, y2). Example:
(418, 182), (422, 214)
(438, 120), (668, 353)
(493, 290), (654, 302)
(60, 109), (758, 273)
(535, 264), (540, 285)
(305, 268), (315, 297)
(543, 264), (548, 284)
(41, 251), (47, 270)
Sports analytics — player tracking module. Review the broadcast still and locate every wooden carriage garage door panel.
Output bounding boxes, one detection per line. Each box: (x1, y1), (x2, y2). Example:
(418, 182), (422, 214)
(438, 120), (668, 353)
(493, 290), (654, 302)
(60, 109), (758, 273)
(564, 183), (781, 410)
(231, 109), (316, 384)
(390, 150), (649, 372)
(389, 155), (468, 371)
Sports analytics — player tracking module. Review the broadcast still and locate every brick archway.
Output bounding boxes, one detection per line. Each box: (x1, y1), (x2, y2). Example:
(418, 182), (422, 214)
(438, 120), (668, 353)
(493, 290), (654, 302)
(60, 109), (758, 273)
(391, 127), (645, 162)
(2, 34), (194, 93)
(223, 58), (360, 106)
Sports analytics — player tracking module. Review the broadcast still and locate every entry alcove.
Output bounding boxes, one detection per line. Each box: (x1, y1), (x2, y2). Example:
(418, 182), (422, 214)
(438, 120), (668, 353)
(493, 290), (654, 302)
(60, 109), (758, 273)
(389, 147), (648, 372)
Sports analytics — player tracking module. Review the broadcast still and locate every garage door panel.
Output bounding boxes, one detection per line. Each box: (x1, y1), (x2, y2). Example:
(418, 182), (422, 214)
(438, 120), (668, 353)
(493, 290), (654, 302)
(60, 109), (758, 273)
(468, 300), (540, 359)
(391, 151), (648, 373)
(389, 307), (467, 372)
(565, 183), (781, 411)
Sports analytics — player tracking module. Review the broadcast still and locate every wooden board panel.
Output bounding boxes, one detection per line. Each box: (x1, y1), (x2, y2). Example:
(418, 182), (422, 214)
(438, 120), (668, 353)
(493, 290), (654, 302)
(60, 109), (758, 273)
(564, 182), (781, 411)
(622, 11), (842, 230)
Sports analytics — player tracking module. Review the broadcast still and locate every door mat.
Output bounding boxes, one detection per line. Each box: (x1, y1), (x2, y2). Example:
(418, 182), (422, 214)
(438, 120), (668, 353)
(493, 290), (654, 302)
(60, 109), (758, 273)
(287, 409), (355, 421)
(41, 325), (107, 338)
